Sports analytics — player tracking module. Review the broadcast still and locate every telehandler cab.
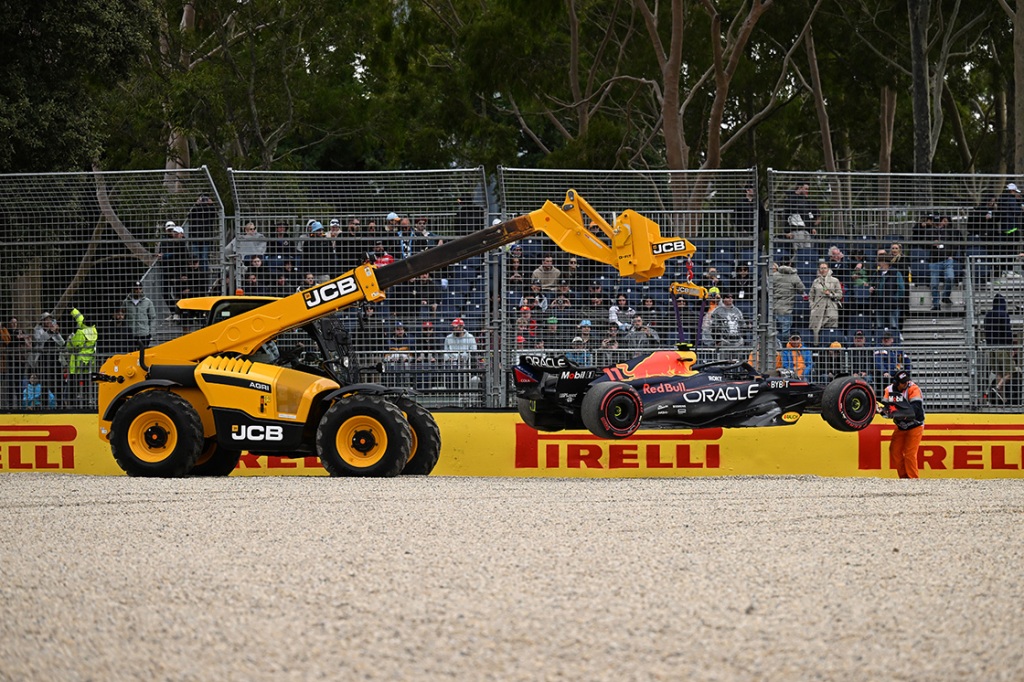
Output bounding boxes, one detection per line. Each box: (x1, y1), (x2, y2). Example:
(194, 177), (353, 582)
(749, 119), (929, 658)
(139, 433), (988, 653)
(95, 190), (695, 477)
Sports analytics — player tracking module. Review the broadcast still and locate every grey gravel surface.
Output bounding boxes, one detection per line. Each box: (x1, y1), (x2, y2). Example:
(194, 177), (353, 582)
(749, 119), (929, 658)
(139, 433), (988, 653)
(1, 474), (1022, 681)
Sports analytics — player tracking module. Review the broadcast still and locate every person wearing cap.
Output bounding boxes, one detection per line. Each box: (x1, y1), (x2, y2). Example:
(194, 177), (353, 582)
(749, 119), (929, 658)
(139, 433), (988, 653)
(577, 319), (594, 348)
(707, 291), (745, 352)
(384, 321), (414, 364)
(381, 212), (404, 258)
(566, 335), (594, 366)
(541, 315), (568, 349)
(873, 329), (911, 395)
(66, 307), (99, 409)
(443, 317), (476, 364)
(818, 340), (849, 383)
(520, 279), (549, 312)
(878, 369), (925, 478)
(123, 281), (157, 349)
(157, 220), (194, 310)
(779, 333), (813, 380)
(996, 182), (1024, 273)
(298, 219), (333, 282)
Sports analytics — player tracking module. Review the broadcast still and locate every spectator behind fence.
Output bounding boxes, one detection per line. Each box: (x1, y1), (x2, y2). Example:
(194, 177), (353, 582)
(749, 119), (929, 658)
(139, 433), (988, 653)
(32, 313), (65, 408)
(225, 221), (267, 266)
(872, 257), (905, 336)
(266, 223), (297, 271)
(444, 317), (477, 363)
(780, 334), (813, 380)
(708, 292), (744, 350)
(124, 282), (157, 348)
(996, 183), (1024, 270)
(623, 313), (661, 350)
(186, 193), (218, 268)
(914, 213), (957, 310)
(849, 330), (874, 387)
(157, 221), (193, 309)
(532, 255), (561, 291)
(888, 243), (912, 329)
(299, 220), (334, 282)
(2, 317), (31, 410)
(771, 261), (806, 342)
(608, 293), (636, 330)
(809, 262), (842, 345)
(873, 329), (911, 394)
(983, 293), (1014, 403)
(66, 307), (98, 409)
(22, 372), (55, 410)
(819, 341), (849, 383)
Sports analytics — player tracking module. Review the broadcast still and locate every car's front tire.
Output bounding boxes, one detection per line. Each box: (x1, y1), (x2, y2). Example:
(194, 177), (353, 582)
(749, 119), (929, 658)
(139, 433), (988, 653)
(821, 376), (876, 431)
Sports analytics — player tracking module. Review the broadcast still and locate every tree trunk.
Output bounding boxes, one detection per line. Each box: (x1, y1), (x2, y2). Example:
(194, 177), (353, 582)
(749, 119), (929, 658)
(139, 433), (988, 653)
(1012, 1), (1024, 173)
(804, 27), (836, 173)
(907, 0), (931, 174)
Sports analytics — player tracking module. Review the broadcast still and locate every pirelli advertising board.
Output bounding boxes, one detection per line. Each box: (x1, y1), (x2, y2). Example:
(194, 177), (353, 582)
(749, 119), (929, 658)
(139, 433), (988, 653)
(0, 412), (1022, 478)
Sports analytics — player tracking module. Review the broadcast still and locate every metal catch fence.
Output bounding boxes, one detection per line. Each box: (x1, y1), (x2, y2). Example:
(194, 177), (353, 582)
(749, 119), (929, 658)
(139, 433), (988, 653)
(2, 166), (1022, 413)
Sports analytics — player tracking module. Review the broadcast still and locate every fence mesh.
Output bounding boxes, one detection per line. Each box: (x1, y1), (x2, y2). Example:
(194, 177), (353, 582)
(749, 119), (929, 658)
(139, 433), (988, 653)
(2, 166), (1021, 414)
(497, 167), (762, 405)
(0, 167), (223, 411)
(765, 170), (1024, 411)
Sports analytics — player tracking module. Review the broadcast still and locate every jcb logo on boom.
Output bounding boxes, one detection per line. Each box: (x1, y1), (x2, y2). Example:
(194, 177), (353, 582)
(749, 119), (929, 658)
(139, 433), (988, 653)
(304, 276), (359, 309)
(652, 240), (689, 255)
(232, 425), (284, 441)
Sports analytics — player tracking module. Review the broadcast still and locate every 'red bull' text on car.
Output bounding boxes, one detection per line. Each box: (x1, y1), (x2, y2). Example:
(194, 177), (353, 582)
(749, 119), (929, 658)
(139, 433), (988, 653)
(512, 346), (877, 439)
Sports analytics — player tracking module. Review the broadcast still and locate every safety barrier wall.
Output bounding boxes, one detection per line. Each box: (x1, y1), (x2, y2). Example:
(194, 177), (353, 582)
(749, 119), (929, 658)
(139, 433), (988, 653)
(2, 167), (1023, 412)
(1, 412), (1022, 478)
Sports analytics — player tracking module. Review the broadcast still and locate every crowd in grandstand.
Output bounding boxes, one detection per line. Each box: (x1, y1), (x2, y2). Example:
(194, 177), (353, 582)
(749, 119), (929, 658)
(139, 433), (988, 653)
(3, 180), (1024, 412)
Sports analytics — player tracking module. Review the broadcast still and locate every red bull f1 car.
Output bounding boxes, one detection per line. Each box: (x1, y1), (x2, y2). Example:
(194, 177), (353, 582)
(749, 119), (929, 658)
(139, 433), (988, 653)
(512, 347), (876, 439)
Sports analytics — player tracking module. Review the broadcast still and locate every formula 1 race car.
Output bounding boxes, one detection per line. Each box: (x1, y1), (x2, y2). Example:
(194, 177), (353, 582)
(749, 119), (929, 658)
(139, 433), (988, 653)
(512, 347), (877, 438)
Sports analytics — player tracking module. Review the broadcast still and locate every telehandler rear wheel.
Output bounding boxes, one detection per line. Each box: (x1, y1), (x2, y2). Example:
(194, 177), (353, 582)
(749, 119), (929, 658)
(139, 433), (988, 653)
(190, 438), (242, 477)
(110, 391), (203, 477)
(317, 395), (412, 477)
(396, 398), (441, 475)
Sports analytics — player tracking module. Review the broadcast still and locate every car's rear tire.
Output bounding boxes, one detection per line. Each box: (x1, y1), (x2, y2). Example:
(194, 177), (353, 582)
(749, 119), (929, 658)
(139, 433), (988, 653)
(821, 376), (876, 432)
(317, 395), (412, 477)
(110, 391), (203, 477)
(396, 398), (441, 475)
(581, 382), (643, 439)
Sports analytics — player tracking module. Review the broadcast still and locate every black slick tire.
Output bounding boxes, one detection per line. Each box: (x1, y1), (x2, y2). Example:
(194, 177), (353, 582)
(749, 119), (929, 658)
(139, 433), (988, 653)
(581, 381), (643, 439)
(821, 376), (876, 432)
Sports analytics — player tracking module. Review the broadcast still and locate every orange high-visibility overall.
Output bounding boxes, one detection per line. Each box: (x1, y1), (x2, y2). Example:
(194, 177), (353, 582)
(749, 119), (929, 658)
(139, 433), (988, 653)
(883, 381), (925, 479)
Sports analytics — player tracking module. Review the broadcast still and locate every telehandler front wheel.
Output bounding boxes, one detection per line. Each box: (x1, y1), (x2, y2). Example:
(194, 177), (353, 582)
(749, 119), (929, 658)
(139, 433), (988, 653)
(396, 398), (441, 475)
(317, 395), (412, 477)
(110, 391), (204, 477)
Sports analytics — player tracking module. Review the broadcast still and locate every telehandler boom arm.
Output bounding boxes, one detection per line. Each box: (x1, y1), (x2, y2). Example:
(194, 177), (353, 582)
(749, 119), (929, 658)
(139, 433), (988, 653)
(109, 189), (694, 369)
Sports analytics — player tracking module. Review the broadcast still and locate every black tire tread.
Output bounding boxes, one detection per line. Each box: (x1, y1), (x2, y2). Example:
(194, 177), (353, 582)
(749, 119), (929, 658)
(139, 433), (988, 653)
(397, 398), (442, 476)
(110, 391), (204, 477)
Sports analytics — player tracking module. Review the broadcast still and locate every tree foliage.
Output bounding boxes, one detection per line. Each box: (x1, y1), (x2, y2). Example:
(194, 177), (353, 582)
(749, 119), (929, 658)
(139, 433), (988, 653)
(4, 0), (1022, 175)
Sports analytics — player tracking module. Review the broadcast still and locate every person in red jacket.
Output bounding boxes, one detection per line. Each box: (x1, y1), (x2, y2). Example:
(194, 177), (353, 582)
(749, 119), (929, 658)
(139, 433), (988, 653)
(878, 369), (925, 478)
